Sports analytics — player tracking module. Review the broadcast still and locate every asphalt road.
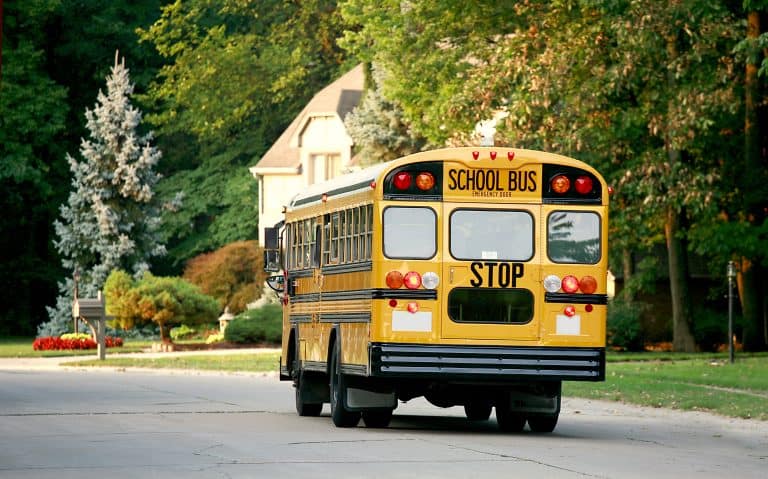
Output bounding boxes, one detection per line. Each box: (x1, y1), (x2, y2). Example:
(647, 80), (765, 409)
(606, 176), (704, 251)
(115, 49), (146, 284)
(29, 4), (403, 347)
(0, 364), (766, 478)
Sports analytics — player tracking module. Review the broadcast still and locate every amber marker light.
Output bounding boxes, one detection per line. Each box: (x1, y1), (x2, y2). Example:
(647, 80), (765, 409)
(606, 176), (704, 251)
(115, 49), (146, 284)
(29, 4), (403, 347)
(386, 271), (404, 289)
(551, 175), (571, 194)
(415, 172), (435, 191)
(579, 275), (598, 294)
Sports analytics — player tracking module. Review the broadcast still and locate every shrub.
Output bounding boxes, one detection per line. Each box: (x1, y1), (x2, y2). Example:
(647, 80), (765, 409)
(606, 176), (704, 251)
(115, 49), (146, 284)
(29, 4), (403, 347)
(224, 304), (282, 344)
(205, 332), (225, 344)
(183, 240), (267, 314)
(607, 298), (646, 351)
(60, 333), (92, 341)
(693, 306), (742, 352)
(170, 324), (197, 341)
(105, 270), (220, 342)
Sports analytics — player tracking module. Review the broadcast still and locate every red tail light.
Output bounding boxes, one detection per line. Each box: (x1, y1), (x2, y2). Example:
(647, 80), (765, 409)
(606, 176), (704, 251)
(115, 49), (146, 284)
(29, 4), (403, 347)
(561, 275), (580, 293)
(579, 275), (597, 294)
(404, 271), (422, 289)
(393, 172), (412, 190)
(386, 271), (404, 289)
(551, 175), (570, 194)
(574, 175), (593, 195)
(564, 305), (577, 317)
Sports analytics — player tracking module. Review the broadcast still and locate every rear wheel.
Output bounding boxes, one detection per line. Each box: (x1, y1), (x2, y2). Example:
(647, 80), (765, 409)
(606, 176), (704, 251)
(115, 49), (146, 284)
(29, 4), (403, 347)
(362, 409), (393, 428)
(295, 370), (323, 417)
(329, 342), (360, 428)
(464, 401), (493, 421)
(527, 413), (559, 433)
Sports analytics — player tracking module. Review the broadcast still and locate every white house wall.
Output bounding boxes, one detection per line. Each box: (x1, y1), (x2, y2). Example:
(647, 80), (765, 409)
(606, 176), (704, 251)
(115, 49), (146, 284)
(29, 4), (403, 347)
(259, 174), (303, 243)
(299, 115), (354, 185)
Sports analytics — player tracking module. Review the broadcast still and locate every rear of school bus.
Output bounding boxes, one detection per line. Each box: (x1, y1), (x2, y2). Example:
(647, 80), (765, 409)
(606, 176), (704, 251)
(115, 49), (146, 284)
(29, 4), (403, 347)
(363, 147), (608, 432)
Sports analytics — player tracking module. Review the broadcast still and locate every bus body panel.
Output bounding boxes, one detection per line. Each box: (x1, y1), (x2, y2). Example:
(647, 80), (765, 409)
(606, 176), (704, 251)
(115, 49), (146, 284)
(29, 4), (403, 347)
(275, 147), (609, 428)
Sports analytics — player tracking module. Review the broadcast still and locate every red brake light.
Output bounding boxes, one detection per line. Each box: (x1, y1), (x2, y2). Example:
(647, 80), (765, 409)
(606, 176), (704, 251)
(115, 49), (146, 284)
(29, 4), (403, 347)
(393, 172), (412, 190)
(561, 275), (579, 293)
(579, 275), (597, 294)
(574, 175), (593, 195)
(415, 172), (435, 191)
(551, 175), (570, 194)
(404, 271), (422, 289)
(564, 305), (577, 317)
(386, 271), (404, 289)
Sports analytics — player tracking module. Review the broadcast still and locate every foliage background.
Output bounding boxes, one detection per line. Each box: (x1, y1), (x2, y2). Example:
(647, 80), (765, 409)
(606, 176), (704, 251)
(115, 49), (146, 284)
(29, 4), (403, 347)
(1, 0), (766, 350)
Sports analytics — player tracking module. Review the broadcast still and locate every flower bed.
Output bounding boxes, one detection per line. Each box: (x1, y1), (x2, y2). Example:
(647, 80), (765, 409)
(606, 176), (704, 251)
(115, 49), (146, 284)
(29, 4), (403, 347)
(33, 336), (124, 351)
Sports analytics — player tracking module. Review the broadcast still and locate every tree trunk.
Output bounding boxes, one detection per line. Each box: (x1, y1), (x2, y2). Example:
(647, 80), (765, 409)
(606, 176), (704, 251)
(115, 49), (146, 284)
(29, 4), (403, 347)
(665, 206), (696, 352)
(738, 259), (767, 351)
(740, 10), (768, 351)
(665, 34), (696, 352)
(621, 248), (633, 301)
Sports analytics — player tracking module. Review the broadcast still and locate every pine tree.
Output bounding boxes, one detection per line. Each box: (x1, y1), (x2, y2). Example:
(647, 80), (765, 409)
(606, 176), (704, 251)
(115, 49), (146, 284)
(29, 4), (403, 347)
(39, 52), (165, 337)
(344, 64), (427, 166)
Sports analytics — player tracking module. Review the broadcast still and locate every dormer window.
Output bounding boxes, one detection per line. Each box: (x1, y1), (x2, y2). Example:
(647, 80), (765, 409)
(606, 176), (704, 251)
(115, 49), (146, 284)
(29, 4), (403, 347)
(310, 153), (342, 184)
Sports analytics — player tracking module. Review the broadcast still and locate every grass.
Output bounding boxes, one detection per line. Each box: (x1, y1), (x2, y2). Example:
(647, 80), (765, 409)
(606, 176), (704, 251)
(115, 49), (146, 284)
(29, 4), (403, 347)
(64, 351), (280, 372)
(564, 356), (768, 420)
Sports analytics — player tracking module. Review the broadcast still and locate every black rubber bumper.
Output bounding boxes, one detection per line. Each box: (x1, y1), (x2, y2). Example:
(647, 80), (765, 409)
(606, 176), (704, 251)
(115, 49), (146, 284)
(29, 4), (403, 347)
(370, 343), (605, 381)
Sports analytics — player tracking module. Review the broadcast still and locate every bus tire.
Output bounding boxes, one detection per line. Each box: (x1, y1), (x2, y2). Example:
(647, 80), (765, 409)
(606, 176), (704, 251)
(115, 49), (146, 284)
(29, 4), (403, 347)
(329, 342), (360, 428)
(528, 413), (558, 433)
(464, 401), (492, 421)
(496, 405), (525, 432)
(295, 370), (323, 417)
(362, 409), (393, 428)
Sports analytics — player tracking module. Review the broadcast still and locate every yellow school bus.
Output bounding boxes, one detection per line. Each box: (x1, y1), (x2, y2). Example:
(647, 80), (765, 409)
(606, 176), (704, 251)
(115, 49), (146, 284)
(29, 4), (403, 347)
(263, 146), (608, 432)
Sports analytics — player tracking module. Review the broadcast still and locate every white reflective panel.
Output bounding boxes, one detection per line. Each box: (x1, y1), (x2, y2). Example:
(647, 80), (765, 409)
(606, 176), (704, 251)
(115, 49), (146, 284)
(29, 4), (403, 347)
(383, 207), (436, 259)
(450, 209), (534, 261)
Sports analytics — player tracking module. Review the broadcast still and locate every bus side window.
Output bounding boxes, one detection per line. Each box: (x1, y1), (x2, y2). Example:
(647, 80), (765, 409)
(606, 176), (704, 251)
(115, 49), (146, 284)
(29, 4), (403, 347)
(330, 212), (340, 264)
(312, 224), (321, 268)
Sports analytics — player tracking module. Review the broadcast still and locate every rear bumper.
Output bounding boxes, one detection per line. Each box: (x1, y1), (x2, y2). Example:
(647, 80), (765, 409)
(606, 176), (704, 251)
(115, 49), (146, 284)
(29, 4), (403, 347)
(370, 343), (605, 381)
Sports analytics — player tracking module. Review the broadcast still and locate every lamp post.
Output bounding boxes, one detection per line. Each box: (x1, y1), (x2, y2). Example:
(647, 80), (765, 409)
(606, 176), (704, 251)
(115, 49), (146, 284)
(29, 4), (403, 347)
(727, 261), (736, 364)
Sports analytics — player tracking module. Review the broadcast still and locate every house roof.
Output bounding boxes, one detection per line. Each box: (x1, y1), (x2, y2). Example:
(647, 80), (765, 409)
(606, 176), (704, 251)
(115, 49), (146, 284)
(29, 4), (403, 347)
(250, 64), (364, 174)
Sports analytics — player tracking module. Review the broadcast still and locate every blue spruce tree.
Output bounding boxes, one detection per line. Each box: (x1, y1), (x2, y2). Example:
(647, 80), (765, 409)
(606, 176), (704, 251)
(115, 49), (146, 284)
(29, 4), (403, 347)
(39, 52), (165, 336)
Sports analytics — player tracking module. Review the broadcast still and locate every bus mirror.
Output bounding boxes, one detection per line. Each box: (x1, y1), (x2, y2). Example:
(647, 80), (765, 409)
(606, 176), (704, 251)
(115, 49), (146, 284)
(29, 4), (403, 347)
(264, 226), (280, 249)
(266, 275), (284, 293)
(263, 250), (281, 272)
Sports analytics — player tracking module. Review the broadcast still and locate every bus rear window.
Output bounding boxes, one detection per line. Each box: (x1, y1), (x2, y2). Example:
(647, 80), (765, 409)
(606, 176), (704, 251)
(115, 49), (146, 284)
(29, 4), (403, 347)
(448, 288), (533, 324)
(450, 209), (533, 261)
(383, 206), (436, 259)
(547, 211), (601, 264)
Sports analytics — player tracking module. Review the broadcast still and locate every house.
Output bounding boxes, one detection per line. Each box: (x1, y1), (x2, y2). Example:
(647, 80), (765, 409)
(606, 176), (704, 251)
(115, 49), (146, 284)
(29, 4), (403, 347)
(250, 64), (365, 243)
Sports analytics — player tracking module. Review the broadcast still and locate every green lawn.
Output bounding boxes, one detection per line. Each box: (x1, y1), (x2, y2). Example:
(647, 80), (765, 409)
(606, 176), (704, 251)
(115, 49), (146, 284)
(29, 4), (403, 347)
(65, 351), (280, 372)
(565, 356), (768, 420)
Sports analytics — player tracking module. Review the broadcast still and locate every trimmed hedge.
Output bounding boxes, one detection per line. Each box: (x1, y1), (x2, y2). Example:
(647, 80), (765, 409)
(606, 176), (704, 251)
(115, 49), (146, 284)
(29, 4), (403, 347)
(224, 304), (282, 344)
